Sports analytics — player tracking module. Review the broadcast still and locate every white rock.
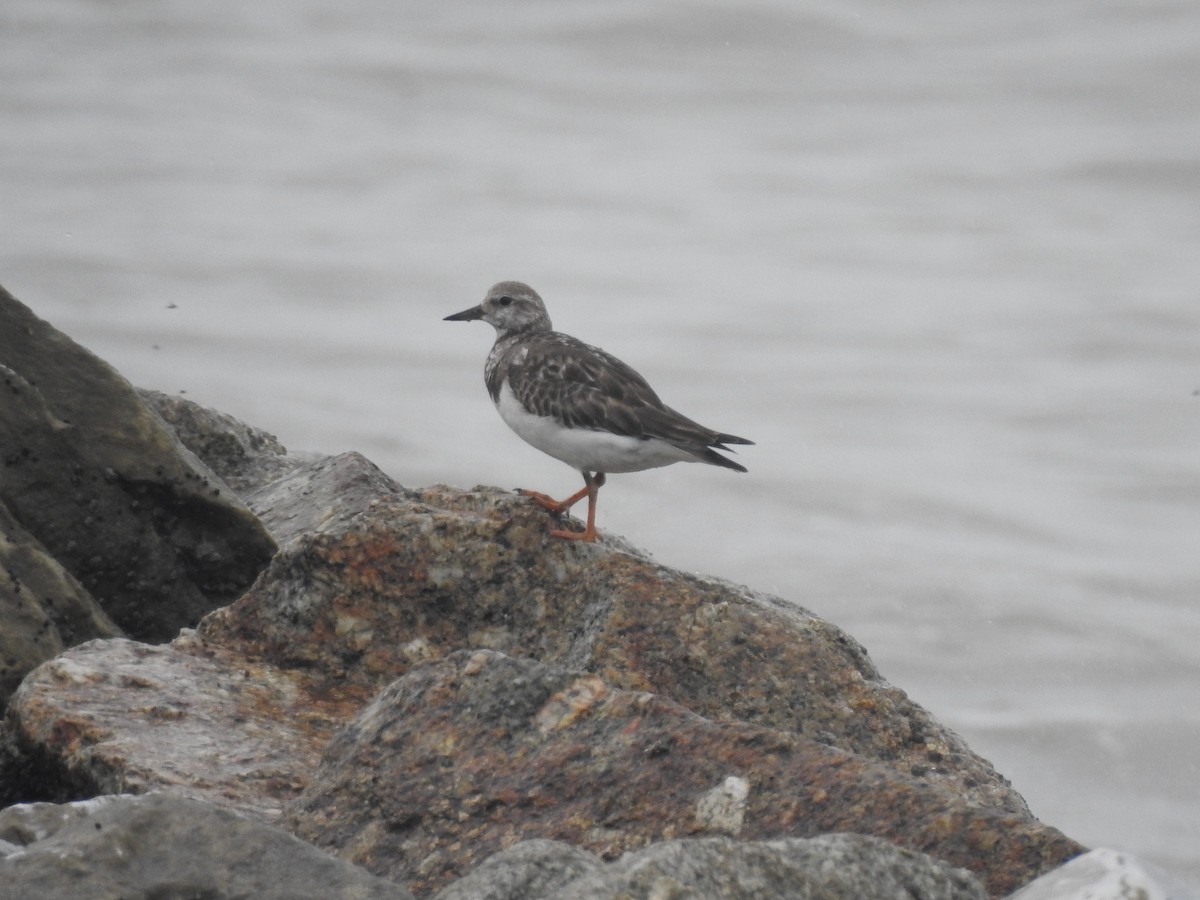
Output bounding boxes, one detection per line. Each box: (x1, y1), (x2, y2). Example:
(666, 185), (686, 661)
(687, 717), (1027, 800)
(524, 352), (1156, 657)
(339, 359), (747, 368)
(693, 775), (750, 834)
(1005, 848), (1196, 900)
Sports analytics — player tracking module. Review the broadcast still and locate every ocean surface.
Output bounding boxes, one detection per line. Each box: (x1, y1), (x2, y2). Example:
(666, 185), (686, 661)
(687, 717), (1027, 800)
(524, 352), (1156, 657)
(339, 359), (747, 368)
(3, 0), (1198, 888)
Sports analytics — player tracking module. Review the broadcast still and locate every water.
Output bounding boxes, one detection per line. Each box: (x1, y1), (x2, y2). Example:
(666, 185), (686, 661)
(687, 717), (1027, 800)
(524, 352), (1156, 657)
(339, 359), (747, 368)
(3, 0), (1198, 887)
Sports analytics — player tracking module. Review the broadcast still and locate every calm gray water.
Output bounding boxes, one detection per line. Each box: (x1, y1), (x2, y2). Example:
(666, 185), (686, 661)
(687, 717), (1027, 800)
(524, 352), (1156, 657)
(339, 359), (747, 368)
(3, 0), (1198, 886)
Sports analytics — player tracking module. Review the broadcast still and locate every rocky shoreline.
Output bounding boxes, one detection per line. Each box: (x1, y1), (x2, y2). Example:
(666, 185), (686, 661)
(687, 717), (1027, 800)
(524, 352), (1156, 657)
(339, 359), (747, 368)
(0, 285), (1168, 898)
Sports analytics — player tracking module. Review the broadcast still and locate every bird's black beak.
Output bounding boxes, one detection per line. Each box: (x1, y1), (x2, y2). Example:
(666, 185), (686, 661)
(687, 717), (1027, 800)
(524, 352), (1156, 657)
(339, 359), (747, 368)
(444, 304), (485, 322)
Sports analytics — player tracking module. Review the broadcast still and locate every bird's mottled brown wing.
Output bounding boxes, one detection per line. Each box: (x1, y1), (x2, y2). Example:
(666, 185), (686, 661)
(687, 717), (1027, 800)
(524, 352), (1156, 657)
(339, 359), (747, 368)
(500, 332), (664, 438)
(500, 331), (748, 456)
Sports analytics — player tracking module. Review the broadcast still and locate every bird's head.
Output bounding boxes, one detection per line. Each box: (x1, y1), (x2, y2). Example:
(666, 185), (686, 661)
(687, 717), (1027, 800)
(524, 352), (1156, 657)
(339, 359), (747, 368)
(444, 281), (552, 337)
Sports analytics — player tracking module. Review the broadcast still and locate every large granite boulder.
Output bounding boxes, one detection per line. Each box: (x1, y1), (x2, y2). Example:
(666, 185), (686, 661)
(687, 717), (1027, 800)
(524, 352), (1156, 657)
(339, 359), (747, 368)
(5, 445), (1084, 895)
(0, 285), (277, 704)
(200, 458), (1035, 819)
(285, 648), (1076, 897)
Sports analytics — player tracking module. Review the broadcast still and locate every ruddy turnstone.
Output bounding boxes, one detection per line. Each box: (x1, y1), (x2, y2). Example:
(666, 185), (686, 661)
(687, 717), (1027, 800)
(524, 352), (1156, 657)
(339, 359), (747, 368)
(445, 281), (753, 542)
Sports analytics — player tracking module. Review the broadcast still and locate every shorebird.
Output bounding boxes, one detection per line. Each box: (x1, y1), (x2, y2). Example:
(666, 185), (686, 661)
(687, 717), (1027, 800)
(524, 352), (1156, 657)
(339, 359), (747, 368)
(445, 281), (753, 542)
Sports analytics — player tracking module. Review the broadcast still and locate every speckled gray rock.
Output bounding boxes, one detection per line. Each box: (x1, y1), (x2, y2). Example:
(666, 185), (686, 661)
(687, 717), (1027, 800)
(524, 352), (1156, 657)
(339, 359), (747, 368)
(562, 833), (985, 900)
(0, 285), (276, 649)
(434, 834), (987, 900)
(0, 792), (414, 900)
(134, 391), (388, 550)
(433, 840), (603, 900)
(240, 450), (403, 548)
(139, 388), (302, 497)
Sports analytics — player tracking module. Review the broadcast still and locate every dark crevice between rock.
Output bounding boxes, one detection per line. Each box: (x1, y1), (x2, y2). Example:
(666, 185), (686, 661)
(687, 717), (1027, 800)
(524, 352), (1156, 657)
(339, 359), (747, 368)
(0, 719), (102, 808)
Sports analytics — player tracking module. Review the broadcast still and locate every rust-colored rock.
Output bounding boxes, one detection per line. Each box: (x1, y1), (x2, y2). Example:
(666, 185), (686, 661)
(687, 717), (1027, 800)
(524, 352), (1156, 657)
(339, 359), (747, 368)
(4, 420), (1086, 897)
(202, 462), (1032, 817)
(285, 650), (1081, 897)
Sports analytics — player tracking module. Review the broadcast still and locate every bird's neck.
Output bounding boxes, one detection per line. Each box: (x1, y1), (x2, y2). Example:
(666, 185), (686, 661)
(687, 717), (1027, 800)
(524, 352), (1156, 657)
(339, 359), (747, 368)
(492, 322), (551, 343)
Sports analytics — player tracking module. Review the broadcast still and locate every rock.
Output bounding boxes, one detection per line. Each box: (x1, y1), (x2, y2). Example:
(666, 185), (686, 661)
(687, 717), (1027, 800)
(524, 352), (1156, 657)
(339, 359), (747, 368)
(0, 716), (85, 810)
(285, 649), (1080, 897)
(5, 635), (355, 817)
(0, 285), (276, 654)
(242, 450), (404, 548)
(1004, 848), (1196, 900)
(0, 455), (405, 814)
(0, 791), (414, 900)
(563, 833), (987, 900)
(198, 463), (1034, 820)
(0, 502), (121, 705)
(434, 833), (986, 900)
(137, 392), (396, 550)
(0, 385), (1088, 898)
(432, 839), (602, 900)
(138, 388), (302, 497)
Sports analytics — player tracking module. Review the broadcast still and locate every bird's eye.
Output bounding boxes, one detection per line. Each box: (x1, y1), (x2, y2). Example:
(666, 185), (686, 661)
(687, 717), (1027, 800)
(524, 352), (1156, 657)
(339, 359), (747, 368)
(498, 296), (513, 307)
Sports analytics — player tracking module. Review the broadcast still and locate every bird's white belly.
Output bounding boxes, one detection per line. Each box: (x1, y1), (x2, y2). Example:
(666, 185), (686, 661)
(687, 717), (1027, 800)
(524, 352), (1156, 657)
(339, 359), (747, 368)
(495, 381), (694, 474)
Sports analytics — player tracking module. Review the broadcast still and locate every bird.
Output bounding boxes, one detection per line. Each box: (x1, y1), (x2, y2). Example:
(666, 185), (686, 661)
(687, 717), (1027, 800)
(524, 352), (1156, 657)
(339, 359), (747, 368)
(444, 281), (753, 542)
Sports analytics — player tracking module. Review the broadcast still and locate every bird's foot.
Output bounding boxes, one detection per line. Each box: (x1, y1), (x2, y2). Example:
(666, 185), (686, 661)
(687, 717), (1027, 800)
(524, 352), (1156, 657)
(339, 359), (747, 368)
(517, 484), (591, 516)
(516, 488), (571, 514)
(517, 488), (600, 541)
(549, 523), (599, 542)
(517, 480), (600, 542)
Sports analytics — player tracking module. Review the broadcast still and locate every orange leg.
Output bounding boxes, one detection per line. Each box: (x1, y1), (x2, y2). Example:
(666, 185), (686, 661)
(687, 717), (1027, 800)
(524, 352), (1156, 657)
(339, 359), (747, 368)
(518, 483), (590, 514)
(518, 472), (605, 542)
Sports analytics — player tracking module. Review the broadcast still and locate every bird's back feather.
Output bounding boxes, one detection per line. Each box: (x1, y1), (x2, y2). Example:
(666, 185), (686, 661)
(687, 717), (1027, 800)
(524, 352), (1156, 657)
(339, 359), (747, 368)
(486, 330), (753, 471)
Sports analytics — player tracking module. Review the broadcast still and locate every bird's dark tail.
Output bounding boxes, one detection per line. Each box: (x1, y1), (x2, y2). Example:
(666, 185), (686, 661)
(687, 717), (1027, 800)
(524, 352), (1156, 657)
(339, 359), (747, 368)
(699, 433), (754, 472)
(715, 433), (753, 446)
